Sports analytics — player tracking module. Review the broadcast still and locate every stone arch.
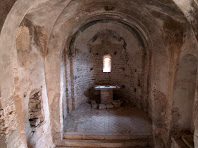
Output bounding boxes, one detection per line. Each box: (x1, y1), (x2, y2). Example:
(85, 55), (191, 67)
(67, 19), (150, 112)
(45, 2), (169, 145)
(4, 0), (198, 148)
(0, 0), (182, 147)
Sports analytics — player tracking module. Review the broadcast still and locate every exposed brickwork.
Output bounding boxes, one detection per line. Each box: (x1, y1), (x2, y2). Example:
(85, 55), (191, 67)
(0, 107), (5, 136)
(0, 103), (17, 138)
(1, 1), (198, 148)
(29, 88), (44, 131)
(68, 28), (149, 112)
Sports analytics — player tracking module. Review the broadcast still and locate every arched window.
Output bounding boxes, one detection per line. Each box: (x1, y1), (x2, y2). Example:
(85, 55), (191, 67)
(103, 55), (111, 72)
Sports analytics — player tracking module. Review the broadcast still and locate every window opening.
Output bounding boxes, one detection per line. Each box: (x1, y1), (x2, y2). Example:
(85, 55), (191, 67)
(103, 55), (111, 72)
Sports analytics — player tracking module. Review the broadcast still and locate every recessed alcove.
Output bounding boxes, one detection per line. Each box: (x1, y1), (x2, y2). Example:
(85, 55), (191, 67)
(64, 20), (150, 114)
(62, 19), (152, 147)
(171, 54), (198, 147)
(172, 54), (197, 133)
(29, 88), (44, 131)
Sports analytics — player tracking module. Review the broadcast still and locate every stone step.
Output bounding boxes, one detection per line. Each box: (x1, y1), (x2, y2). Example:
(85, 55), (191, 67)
(63, 132), (152, 140)
(56, 146), (149, 148)
(57, 139), (151, 147)
(171, 133), (194, 148)
(173, 138), (190, 148)
(181, 135), (194, 148)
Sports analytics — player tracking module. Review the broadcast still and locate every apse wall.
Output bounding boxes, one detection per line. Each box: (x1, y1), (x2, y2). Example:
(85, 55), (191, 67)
(66, 21), (150, 112)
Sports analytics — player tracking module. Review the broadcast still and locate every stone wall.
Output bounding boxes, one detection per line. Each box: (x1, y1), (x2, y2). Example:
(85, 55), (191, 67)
(67, 21), (150, 113)
(28, 89), (44, 131)
(2, 0), (198, 148)
(172, 55), (197, 133)
(0, 101), (19, 148)
(0, 102), (6, 148)
(45, 1), (170, 145)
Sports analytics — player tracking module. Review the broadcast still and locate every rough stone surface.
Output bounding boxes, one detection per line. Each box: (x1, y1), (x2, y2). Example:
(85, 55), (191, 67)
(91, 103), (98, 109)
(99, 104), (107, 110)
(91, 101), (98, 109)
(112, 100), (121, 108)
(28, 89), (44, 130)
(106, 103), (114, 109)
(68, 24), (149, 112)
(1, 0), (198, 148)
(90, 100), (96, 105)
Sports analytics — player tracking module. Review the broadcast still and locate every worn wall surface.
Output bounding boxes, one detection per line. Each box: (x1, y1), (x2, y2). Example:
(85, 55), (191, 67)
(1, 0), (198, 148)
(0, 1), (49, 147)
(15, 18), (54, 148)
(67, 21), (149, 113)
(172, 55), (197, 133)
(0, 0), (17, 32)
(45, 1), (168, 146)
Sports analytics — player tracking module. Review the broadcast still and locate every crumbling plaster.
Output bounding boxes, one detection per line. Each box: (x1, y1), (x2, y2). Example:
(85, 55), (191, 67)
(173, 0), (198, 40)
(0, 0), (64, 147)
(45, 1), (169, 146)
(68, 20), (149, 113)
(1, 0), (198, 148)
(42, 0), (198, 146)
(15, 18), (55, 148)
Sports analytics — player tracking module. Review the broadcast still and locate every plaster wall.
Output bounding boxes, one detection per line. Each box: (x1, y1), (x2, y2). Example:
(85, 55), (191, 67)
(15, 18), (53, 148)
(0, 0), (55, 147)
(172, 55), (197, 133)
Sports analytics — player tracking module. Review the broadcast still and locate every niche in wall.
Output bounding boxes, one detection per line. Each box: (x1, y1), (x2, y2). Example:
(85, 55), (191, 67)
(66, 20), (149, 112)
(172, 54), (197, 133)
(28, 88), (44, 132)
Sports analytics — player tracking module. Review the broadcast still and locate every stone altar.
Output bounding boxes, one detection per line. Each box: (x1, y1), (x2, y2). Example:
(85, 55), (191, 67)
(95, 85), (120, 104)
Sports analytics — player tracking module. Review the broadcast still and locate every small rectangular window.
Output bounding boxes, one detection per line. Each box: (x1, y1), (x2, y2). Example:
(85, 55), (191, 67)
(103, 55), (111, 72)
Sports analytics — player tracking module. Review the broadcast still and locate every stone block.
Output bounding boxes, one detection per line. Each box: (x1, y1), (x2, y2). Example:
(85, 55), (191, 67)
(106, 103), (114, 109)
(91, 100), (96, 104)
(91, 100), (98, 109)
(112, 100), (121, 108)
(101, 90), (113, 104)
(29, 111), (42, 119)
(91, 103), (98, 109)
(30, 118), (40, 127)
(29, 108), (39, 112)
(29, 99), (40, 104)
(31, 127), (36, 132)
(99, 104), (106, 109)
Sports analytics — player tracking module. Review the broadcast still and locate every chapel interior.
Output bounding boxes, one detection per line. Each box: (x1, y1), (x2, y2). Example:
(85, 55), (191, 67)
(1, 0), (198, 148)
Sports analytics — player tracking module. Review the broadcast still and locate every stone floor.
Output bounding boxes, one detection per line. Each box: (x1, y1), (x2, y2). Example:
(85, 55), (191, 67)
(64, 102), (152, 136)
